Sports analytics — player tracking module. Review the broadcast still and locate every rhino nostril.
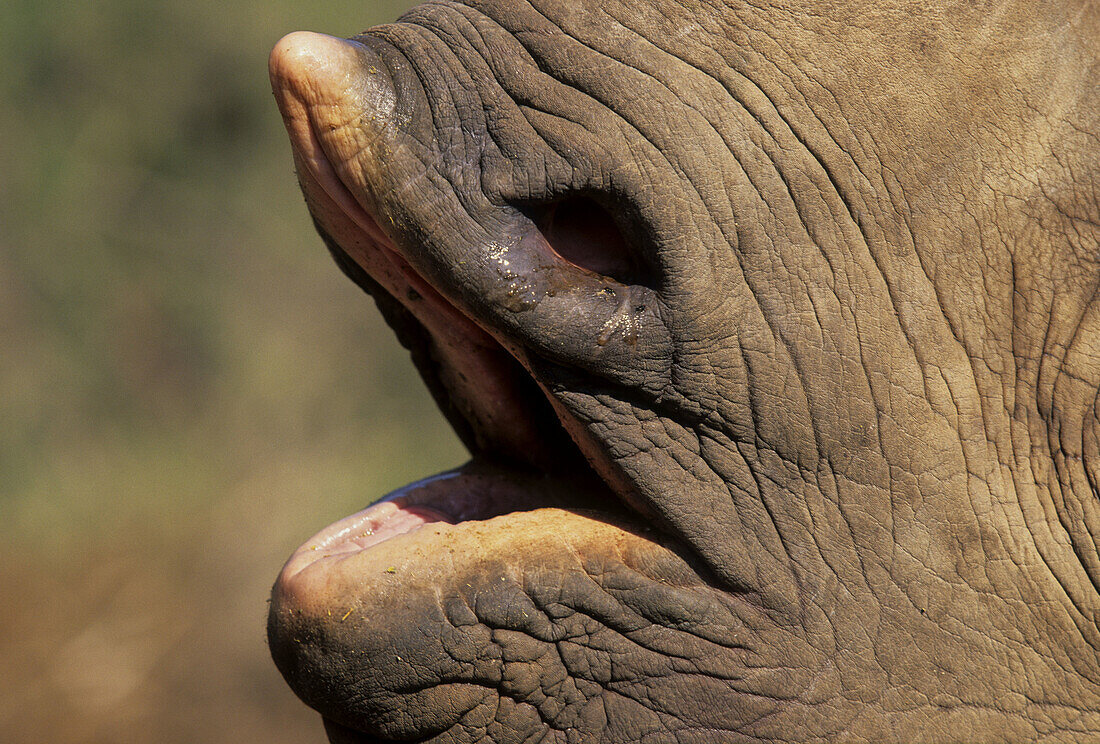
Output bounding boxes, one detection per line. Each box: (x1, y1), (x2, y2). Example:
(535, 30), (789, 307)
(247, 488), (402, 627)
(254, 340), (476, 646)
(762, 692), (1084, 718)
(530, 197), (646, 286)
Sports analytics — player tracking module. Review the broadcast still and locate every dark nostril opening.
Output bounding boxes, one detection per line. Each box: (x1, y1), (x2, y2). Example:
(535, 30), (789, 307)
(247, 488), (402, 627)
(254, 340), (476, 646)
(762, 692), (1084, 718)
(528, 197), (644, 285)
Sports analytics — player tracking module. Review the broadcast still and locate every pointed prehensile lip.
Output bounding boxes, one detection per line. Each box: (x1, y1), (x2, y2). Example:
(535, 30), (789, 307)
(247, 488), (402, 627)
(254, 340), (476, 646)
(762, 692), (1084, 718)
(268, 31), (398, 234)
(268, 30), (396, 127)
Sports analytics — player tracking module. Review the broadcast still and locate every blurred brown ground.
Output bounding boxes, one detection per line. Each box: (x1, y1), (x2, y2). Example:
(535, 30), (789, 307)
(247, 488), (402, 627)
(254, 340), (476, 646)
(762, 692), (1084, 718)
(0, 0), (467, 741)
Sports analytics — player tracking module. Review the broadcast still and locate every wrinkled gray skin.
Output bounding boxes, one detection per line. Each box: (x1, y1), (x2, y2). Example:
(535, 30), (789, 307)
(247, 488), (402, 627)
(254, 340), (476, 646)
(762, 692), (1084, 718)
(266, 1), (1100, 741)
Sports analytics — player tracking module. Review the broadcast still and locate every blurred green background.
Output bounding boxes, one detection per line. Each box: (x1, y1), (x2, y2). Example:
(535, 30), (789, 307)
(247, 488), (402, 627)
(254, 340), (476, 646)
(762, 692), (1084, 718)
(0, 0), (467, 741)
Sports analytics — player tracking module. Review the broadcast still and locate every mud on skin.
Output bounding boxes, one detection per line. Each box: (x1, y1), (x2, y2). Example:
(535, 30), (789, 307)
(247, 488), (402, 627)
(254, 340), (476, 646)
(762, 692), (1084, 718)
(266, 2), (1100, 742)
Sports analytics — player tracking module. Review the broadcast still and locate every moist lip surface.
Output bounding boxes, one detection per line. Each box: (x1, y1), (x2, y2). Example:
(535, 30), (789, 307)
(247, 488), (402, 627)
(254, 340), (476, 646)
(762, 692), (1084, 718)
(279, 501), (455, 584)
(276, 462), (617, 590)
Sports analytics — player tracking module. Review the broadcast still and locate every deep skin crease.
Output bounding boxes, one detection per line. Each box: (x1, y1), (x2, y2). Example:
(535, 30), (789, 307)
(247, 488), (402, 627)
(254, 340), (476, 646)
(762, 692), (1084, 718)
(267, 1), (1100, 742)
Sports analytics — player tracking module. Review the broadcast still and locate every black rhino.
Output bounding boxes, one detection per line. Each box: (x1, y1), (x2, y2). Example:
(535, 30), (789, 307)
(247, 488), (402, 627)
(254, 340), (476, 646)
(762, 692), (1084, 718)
(266, 1), (1100, 741)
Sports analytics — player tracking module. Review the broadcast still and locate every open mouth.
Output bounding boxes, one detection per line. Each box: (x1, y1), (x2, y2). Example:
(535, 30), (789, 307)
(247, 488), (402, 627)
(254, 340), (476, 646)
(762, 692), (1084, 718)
(268, 32), (636, 590)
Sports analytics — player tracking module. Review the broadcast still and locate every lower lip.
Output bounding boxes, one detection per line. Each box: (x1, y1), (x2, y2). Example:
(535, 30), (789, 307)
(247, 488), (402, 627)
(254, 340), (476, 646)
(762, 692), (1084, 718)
(279, 498), (454, 582)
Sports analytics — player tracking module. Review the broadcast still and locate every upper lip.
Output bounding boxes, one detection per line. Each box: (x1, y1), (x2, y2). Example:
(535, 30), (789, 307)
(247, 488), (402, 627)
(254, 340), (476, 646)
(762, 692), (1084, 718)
(269, 31), (618, 524)
(301, 145), (594, 477)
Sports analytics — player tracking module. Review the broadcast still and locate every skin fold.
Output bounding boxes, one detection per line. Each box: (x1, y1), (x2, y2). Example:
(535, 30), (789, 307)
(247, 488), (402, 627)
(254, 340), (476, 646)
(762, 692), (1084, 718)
(266, 1), (1100, 741)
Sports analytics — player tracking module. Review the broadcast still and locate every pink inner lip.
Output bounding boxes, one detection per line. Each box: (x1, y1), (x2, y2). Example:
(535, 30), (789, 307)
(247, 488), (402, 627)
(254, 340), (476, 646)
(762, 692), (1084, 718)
(279, 496), (456, 584)
(304, 502), (454, 556)
(276, 464), (615, 588)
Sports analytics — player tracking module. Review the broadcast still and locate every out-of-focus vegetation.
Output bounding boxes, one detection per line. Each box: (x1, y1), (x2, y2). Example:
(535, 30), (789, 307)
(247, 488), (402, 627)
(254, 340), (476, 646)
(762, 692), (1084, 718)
(0, 0), (463, 741)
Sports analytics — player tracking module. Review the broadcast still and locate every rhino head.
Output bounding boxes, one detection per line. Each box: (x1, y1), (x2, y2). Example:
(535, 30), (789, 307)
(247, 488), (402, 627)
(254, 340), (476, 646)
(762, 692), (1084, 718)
(266, 1), (1100, 741)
